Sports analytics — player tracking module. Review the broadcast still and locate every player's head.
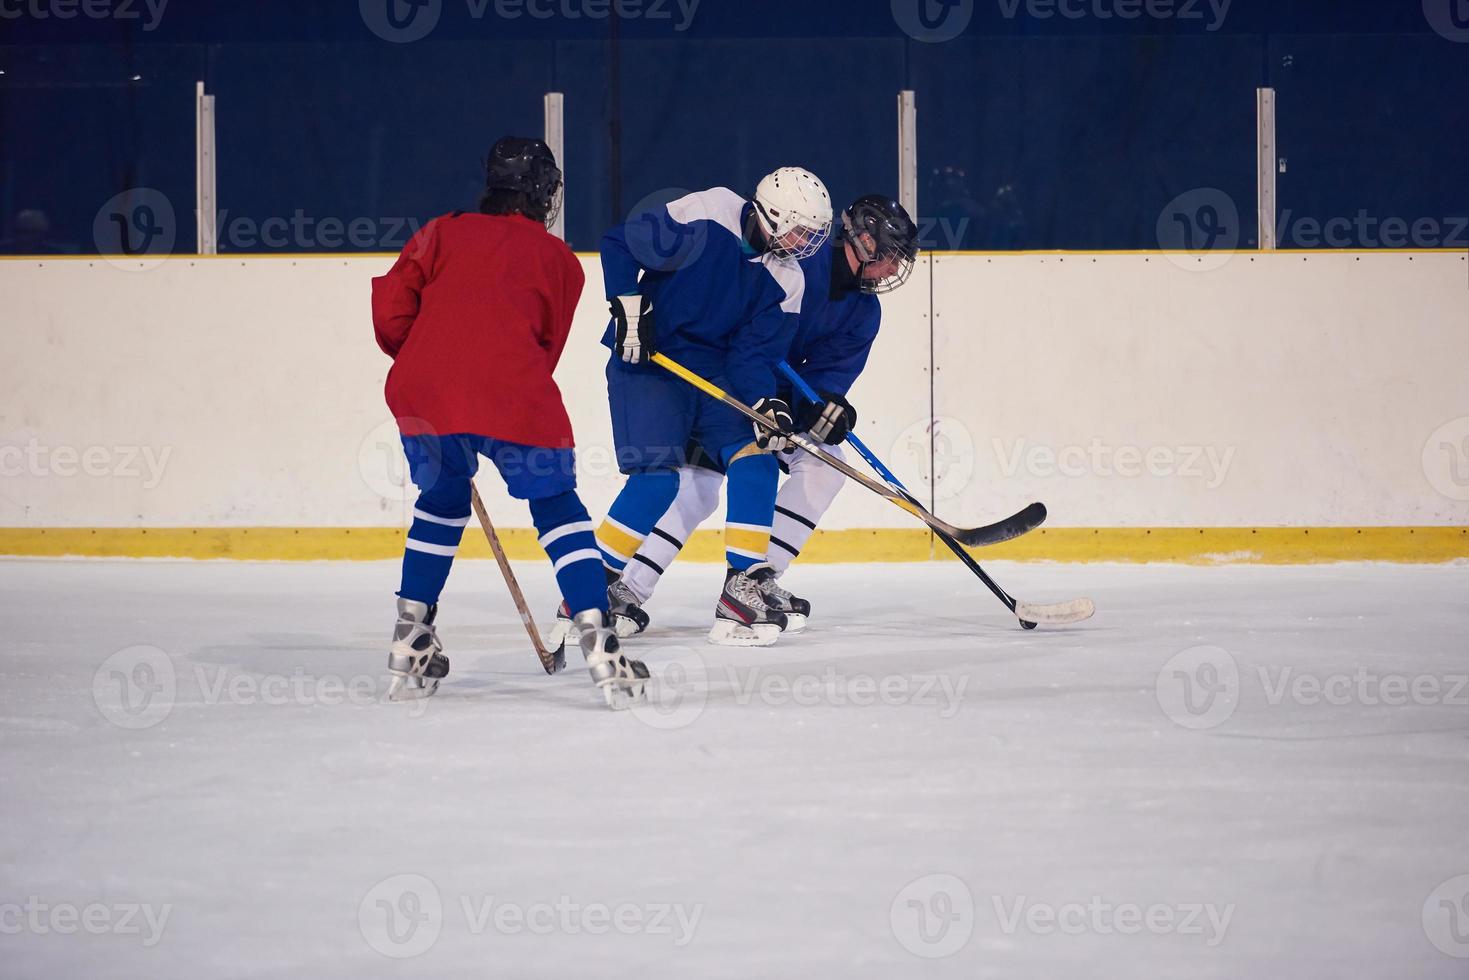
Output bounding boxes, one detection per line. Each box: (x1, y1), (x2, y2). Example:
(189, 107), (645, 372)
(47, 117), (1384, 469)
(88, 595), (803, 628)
(841, 195), (918, 294)
(752, 167), (833, 260)
(481, 136), (563, 226)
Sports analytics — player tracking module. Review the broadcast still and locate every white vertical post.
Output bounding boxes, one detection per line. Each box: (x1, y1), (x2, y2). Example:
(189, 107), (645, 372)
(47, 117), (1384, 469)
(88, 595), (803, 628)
(544, 92), (566, 242)
(898, 89), (918, 221)
(1256, 86), (1276, 251)
(195, 81), (217, 255)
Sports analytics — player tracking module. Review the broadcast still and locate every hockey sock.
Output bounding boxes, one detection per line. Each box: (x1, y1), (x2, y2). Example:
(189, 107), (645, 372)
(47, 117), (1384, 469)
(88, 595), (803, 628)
(531, 491), (608, 615)
(767, 444), (847, 573)
(596, 469), (680, 574)
(398, 502), (471, 605)
(621, 466), (723, 603)
(722, 446), (778, 572)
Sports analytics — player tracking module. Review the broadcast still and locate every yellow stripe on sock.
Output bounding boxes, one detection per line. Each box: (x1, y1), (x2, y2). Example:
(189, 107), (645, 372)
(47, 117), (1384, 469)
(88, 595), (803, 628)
(727, 442), (768, 465)
(725, 526), (771, 556)
(595, 520), (645, 561)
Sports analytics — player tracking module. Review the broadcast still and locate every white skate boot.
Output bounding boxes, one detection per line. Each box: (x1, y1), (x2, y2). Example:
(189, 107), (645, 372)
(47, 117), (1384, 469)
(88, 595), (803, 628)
(386, 598), (450, 701)
(574, 609), (649, 710)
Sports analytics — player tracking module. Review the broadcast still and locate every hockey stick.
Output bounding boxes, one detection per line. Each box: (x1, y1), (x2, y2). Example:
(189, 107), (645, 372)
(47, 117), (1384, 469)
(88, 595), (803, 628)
(651, 353), (1045, 548)
(778, 362), (1095, 629)
(469, 483), (566, 674)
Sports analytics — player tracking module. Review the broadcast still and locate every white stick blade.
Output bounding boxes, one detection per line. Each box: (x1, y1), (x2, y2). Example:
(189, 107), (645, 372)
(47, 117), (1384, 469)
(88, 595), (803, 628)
(1014, 598), (1096, 625)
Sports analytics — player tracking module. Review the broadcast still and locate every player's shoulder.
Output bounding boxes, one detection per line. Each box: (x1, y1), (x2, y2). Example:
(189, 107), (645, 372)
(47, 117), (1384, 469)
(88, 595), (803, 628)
(664, 187), (748, 238)
(760, 252), (805, 314)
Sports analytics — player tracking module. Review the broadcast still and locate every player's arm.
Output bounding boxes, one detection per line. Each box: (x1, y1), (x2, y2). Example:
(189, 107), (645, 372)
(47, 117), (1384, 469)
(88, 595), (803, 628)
(793, 309), (880, 444)
(727, 281), (803, 451)
(599, 203), (694, 364)
(370, 219), (441, 358)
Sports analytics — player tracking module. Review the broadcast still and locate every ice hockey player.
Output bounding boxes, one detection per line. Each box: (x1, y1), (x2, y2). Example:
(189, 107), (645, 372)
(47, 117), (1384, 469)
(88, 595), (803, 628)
(371, 136), (648, 707)
(589, 168), (833, 647)
(612, 194), (920, 634)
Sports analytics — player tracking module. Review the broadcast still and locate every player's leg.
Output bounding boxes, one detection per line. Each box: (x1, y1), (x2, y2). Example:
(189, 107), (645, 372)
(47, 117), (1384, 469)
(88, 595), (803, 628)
(593, 362), (694, 633)
(484, 438), (648, 707)
(699, 396), (788, 647)
(388, 433), (476, 698)
(757, 443), (849, 631)
(618, 450), (725, 609)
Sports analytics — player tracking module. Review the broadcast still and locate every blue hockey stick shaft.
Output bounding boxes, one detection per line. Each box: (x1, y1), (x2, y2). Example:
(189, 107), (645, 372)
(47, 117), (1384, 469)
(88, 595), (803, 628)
(776, 360), (1032, 625)
(777, 363), (907, 492)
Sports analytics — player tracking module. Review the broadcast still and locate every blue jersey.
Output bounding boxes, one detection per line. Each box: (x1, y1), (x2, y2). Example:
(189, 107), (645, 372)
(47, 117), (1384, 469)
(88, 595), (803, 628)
(600, 187), (804, 404)
(784, 236), (882, 397)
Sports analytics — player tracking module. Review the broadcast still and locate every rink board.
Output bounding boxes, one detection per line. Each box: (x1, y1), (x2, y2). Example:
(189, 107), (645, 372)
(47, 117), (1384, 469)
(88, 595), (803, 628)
(2, 250), (1467, 561)
(0, 526), (1465, 563)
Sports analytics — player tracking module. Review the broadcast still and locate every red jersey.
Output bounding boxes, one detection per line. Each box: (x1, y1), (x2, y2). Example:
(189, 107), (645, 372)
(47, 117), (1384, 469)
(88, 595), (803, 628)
(372, 212), (586, 448)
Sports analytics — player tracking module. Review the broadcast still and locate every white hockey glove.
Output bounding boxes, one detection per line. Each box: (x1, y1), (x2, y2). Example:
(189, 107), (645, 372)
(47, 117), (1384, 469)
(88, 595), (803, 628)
(611, 294), (654, 365)
(751, 397), (795, 452)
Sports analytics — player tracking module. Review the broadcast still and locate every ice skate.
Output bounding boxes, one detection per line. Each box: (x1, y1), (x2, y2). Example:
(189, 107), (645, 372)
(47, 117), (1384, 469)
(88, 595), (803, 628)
(546, 578), (650, 660)
(708, 563), (788, 647)
(607, 578), (651, 638)
(386, 598), (450, 701)
(545, 600), (574, 653)
(574, 609), (649, 709)
(754, 567), (810, 634)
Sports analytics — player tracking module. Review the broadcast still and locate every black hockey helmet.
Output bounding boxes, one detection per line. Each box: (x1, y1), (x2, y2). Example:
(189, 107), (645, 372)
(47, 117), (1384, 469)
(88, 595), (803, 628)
(841, 194), (918, 294)
(483, 136), (563, 226)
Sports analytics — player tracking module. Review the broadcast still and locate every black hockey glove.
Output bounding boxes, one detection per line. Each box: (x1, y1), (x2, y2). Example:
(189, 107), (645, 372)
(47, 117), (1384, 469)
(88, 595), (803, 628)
(611, 294), (654, 365)
(751, 397), (795, 452)
(797, 392), (856, 445)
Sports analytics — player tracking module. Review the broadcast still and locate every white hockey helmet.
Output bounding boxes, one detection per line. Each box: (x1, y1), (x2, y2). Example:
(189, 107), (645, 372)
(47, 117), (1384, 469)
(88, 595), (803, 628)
(753, 167), (833, 260)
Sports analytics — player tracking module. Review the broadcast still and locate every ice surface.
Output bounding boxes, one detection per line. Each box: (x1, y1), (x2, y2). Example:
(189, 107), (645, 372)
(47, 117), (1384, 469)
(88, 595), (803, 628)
(2, 558), (1467, 978)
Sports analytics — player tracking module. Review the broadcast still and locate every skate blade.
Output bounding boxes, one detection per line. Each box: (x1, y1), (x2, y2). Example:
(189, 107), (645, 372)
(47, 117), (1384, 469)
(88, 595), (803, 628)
(781, 613), (808, 634)
(598, 679), (646, 710)
(386, 673), (439, 702)
(612, 615), (644, 639)
(707, 619), (781, 648)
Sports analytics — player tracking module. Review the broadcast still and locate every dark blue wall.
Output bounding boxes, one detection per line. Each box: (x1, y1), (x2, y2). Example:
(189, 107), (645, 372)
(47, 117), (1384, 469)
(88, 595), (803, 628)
(3, 0), (1466, 254)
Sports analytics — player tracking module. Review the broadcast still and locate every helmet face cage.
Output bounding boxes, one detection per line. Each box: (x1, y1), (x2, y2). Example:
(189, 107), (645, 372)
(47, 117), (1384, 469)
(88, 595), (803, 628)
(843, 200), (919, 294)
(757, 201), (831, 261)
(536, 170), (564, 227)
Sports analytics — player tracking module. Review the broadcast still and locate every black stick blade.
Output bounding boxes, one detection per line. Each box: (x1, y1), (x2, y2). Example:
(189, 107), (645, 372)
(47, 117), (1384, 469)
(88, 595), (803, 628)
(953, 502), (1047, 547)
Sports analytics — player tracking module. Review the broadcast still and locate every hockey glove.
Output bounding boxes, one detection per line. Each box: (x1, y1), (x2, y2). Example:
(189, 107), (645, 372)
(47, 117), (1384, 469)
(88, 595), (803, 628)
(611, 294), (654, 365)
(751, 397), (795, 452)
(797, 392), (856, 445)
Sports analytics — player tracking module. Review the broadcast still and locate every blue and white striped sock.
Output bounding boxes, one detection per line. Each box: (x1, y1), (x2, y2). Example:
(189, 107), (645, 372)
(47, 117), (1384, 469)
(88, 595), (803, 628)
(399, 505), (471, 605)
(531, 491), (608, 615)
